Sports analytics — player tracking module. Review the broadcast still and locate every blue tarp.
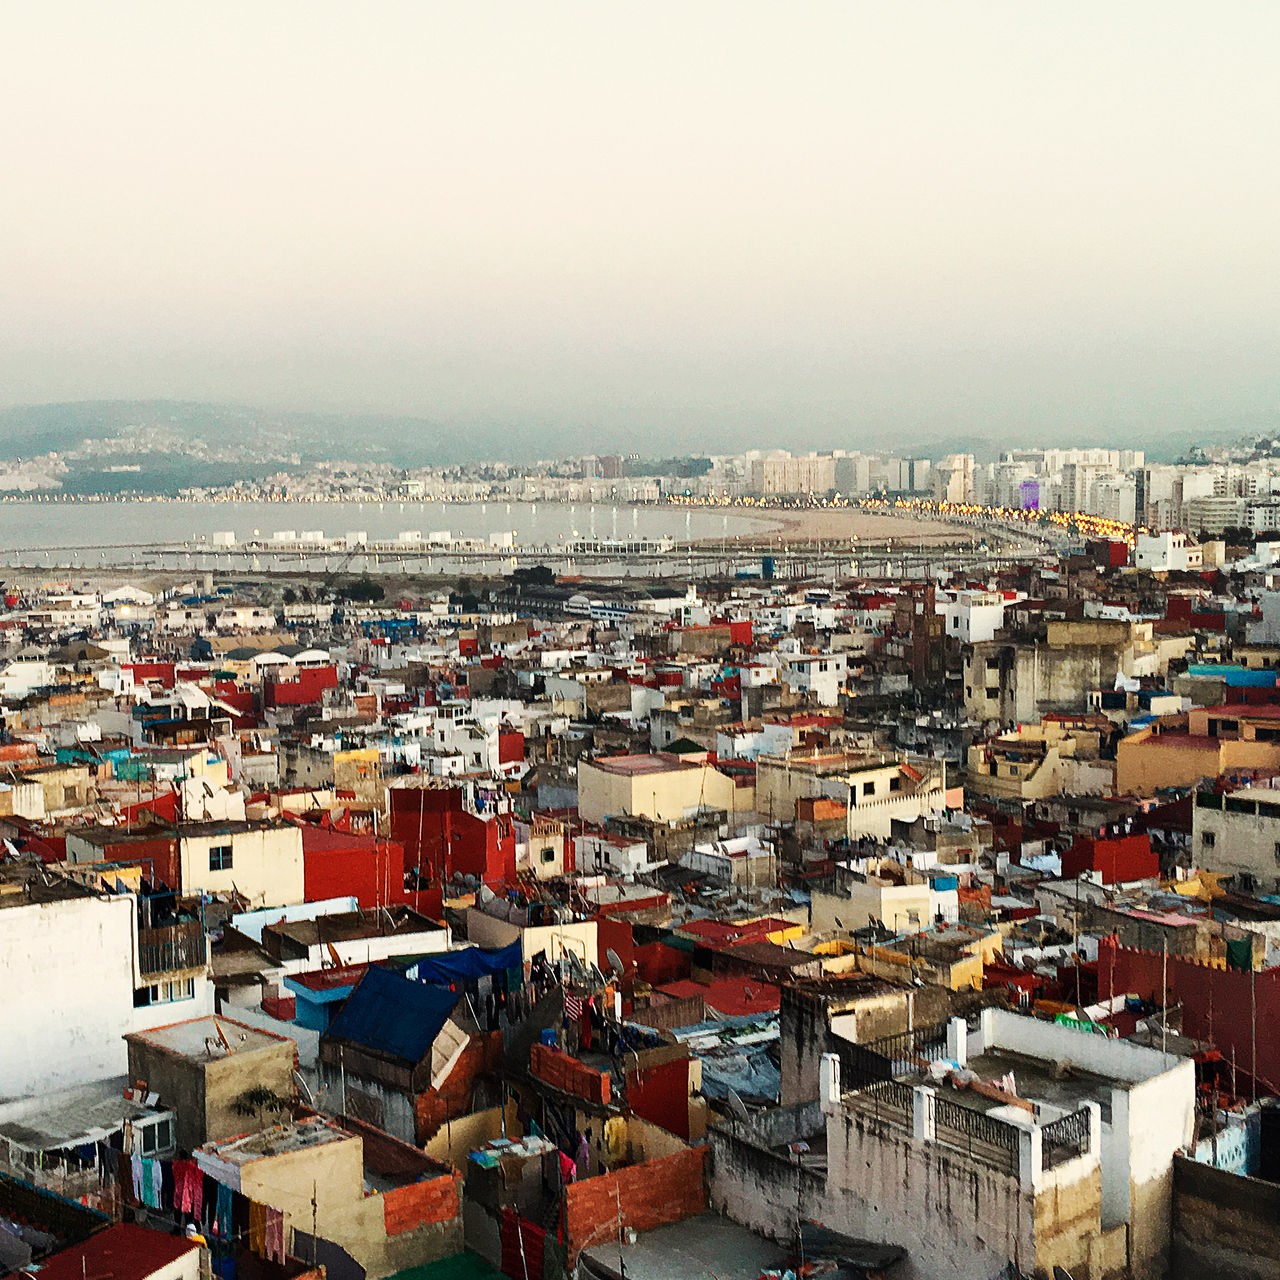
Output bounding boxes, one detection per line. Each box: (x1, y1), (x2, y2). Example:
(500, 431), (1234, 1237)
(326, 965), (460, 1064)
(1187, 664), (1279, 688)
(668, 1012), (782, 1104)
(401, 941), (523, 987)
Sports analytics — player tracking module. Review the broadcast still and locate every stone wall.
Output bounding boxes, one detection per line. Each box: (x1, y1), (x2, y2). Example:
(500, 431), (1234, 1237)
(1170, 1155), (1280, 1280)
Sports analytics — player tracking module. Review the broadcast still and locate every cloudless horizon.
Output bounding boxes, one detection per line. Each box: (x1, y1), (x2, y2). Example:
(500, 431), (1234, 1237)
(4, 2), (1279, 456)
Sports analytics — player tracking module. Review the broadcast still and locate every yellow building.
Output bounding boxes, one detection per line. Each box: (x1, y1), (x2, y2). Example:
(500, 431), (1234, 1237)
(860, 923), (1003, 991)
(755, 751), (946, 841)
(179, 819), (305, 907)
(1116, 706), (1280, 796)
(195, 1115), (461, 1278)
(577, 753), (747, 825)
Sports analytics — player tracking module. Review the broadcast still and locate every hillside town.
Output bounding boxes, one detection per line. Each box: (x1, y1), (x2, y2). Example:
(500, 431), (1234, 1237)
(3, 519), (1280, 1280)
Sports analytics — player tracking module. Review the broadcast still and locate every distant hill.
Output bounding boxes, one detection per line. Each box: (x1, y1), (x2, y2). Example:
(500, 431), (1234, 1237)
(0, 400), (584, 471)
(0, 398), (1269, 477)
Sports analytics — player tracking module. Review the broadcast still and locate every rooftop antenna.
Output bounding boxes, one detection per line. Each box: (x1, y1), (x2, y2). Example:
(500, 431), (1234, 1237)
(292, 1069), (316, 1108)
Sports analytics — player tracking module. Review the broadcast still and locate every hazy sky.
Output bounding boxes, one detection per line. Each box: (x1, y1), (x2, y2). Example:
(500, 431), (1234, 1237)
(3, 2), (1279, 454)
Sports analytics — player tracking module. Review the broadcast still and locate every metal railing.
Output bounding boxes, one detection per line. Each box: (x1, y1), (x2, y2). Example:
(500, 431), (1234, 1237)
(868, 1021), (951, 1075)
(846, 1078), (916, 1126)
(933, 1095), (1020, 1174)
(836, 1020), (951, 1092)
(1042, 1108), (1092, 1170)
(138, 922), (207, 977)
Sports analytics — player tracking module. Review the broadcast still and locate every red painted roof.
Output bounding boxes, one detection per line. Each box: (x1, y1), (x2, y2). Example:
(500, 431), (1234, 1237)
(1211, 703), (1280, 719)
(290, 962), (369, 992)
(37, 1225), (197, 1280)
(657, 977), (781, 1018)
(677, 917), (790, 944)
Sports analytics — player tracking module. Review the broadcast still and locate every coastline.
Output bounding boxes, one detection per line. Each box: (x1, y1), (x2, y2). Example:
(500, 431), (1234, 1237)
(703, 505), (968, 546)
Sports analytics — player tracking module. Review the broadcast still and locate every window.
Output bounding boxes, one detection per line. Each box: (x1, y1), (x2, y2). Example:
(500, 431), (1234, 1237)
(1201, 831), (1216, 849)
(862, 781), (875, 797)
(986, 687), (999, 700)
(890, 776), (901, 792)
(139, 1116), (174, 1157)
(208, 844), (233, 872)
(540, 847), (556, 865)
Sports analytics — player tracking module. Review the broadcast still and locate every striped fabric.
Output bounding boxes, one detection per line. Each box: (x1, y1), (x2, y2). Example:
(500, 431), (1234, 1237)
(564, 994), (584, 1021)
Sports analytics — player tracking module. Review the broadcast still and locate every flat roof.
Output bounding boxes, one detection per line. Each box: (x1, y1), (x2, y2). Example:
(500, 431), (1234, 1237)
(0, 864), (99, 911)
(0, 1079), (165, 1152)
(265, 908), (444, 946)
(581, 1214), (791, 1280)
(126, 1015), (291, 1060)
(35, 1224), (196, 1280)
(962, 1047), (1128, 1116)
(199, 1115), (352, 1166)
(588, 754), (699, 777)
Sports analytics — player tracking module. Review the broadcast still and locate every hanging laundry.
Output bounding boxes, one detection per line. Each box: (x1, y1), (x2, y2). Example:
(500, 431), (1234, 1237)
(214, 1182), (234, 1239)
(131, 1155), (145, 1203)
(264, 1208), (285, 1264)
(249, 1202), (267, 1256)
(174, 1160), (202, 1216)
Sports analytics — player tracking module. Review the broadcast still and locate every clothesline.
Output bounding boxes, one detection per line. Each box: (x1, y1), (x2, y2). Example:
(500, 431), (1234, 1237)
(96, 1140), (285, 1274)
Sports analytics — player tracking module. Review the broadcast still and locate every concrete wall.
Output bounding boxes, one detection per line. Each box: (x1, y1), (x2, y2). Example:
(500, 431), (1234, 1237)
(1192, 797), (1280, 887)
(127, 1032), (297, 1153)
(577, 759), (741, 825)
(181, 825), (304, 907)
(1125, 1070), (1197, 1280)
(974, 1006), (1196, 1280)
(825, 1106), (1035, 1280)
(1171, 1156), (1280, 1280)
(0, 893), (135, 1099)
(423, 1102), (518, 1168)
(810, 882), (930, 934)
(237, 1134), (461, 1279)
(779, 983), (924, 1108)
(464, 907), (597, 964)
(709, 1107), (829, 1245)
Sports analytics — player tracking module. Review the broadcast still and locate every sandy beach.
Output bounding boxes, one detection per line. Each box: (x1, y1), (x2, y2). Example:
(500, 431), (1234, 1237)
(724, 507), (967, 546)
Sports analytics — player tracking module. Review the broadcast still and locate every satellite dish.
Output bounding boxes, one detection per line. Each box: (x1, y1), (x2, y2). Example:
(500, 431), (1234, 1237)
(606, 948), (625, 977)
(726, 1089), (750, 1123)
(1053, 1269), (1076, 1280)
(477, 884), (495, 904)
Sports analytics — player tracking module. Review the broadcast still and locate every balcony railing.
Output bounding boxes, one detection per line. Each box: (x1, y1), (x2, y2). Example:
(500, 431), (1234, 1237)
(1042, 1107), (1092, 1169)
(933, 1094), (1020, 1175)
(138, 923), (207, 978)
